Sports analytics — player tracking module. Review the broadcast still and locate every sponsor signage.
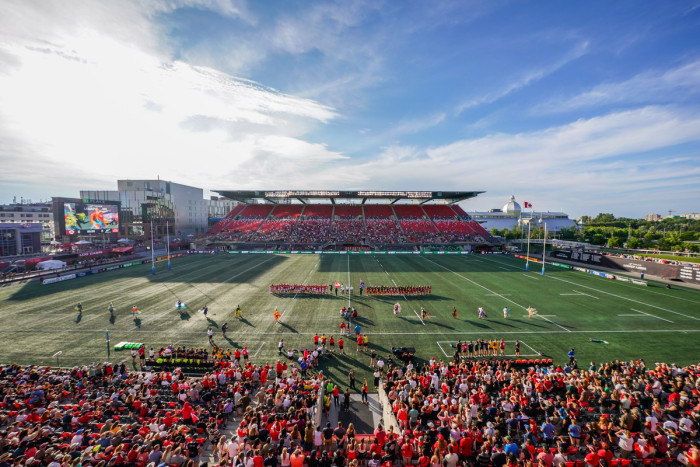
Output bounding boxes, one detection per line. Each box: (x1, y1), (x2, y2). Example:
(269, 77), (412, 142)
(42, 274), (77, 284)
(552, 249), (700, 285)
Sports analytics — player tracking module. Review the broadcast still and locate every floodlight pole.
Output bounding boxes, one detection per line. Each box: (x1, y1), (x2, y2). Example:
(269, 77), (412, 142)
(541, 221), (547, 276)
(166, 221), (171, 271)
(525, 220), (531, 271)
(151, 221), (156, 275)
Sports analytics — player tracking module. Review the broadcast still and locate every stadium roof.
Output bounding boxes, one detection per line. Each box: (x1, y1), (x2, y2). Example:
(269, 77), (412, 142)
(212, 190), (484, 205)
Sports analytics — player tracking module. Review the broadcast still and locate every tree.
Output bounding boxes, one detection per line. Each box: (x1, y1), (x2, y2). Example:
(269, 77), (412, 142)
(591, 234), (606, 245)
(608, 236), (621, 248)
(626, 238), (641, 249)
(593, 213), (616, 223)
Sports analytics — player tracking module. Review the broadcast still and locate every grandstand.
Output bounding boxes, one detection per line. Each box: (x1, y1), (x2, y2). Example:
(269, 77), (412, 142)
(204, 190), (498, 250)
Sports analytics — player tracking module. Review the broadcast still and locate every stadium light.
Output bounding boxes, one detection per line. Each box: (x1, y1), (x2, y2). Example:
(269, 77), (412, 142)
(151, 220), (156, 275)
(539, 219), (547, 275)
(525, 219), (532, 271)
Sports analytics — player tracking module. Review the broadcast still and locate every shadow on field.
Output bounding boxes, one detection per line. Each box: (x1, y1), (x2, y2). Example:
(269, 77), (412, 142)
(133, 317), (141, 328)
(109, 315), (116, 325)
(206, 318), (219, 328)
(75, 314), (82, 323)
(178, 311), (191, 321)
(238, 318), (254, 327)
(7, 255), (289, 300)
(278, 322), (297, 333)
(467, 320), (491, 329)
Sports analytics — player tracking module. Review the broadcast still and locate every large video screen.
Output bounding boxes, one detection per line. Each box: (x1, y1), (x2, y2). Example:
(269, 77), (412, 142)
(64, 202), (120, 234)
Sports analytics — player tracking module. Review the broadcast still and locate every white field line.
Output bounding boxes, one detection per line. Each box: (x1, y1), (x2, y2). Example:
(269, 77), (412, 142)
(252, 341), (265, 358)
(618, 314), (641, 317)
(522, 274), (539, 280)
(423, 256), (570, 332)
(485, 293), (511, 296)
(4, 328), (700, 336)
(478, 254), (699, 322)
(278, 257), (319, 321)
(631, 308), (674, 323)
(13, 255), (263, 330)
(482, 254), (700, 306)
(545, 274), (700, 321)
(498, 267), (510, 271)
(375, 257), (425, 325)
(573, 290), (599, 299)
(5, 255), (232, 324)
(128, 256), (278, 331)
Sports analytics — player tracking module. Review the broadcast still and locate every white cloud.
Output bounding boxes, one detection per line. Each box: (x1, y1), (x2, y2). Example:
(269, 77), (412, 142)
(329, 106), (700, 217)
(0, 0), (342, 199)
(456, 40), (590, 114)
(537, 59), (700, 113)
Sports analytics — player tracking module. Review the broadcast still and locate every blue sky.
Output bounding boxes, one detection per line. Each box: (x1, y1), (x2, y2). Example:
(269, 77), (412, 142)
(0, 0), (699, 219)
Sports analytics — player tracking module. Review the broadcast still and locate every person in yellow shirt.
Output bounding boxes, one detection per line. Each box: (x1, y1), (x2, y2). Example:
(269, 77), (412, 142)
(274, 307), (282, 323)
(363, 334), (369, 351)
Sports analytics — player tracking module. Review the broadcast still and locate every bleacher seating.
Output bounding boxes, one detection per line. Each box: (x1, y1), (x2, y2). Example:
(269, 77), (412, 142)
(331, 219), (365, 243)
(392, 204), (425, 219)
(270, 204), (304, 218)
(302, 204), (333, 218)
(333, 205), (363, 218)
(423, 204), (457, 219)
(363, 204), (394, 219)
(204, 202), (499, 246)
(239, 204), (273, 218)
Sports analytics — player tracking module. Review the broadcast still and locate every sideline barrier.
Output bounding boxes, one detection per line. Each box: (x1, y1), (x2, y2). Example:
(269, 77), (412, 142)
(113, 342), (144, 350)
(221, 250), (477, 255)
(41, 256), (183, 285)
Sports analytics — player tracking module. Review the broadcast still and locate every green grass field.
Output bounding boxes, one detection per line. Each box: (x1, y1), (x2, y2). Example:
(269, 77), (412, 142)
(1, 253), (699, 388)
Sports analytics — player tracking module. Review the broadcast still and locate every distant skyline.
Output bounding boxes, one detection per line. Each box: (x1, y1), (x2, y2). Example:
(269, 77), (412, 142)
(1, 1), (699, 219)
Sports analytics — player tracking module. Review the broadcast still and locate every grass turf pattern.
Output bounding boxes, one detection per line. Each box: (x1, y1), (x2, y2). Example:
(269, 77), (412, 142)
(0, 253), (698, 388)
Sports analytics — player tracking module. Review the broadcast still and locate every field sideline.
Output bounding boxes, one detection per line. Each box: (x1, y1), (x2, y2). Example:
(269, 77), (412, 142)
(0, 253), (698, 387)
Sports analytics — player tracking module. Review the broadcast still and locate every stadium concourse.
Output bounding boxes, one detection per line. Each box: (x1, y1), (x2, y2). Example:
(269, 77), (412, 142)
(202, 191), (498, 251)
(1, 358), (699, 467)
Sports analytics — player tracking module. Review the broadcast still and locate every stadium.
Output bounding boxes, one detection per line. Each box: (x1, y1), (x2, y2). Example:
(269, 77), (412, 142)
(201, 190), (498, 251)
(1, 189), (699, 466)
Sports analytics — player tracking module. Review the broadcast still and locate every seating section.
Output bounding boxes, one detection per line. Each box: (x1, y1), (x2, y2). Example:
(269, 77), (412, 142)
(334, 205), (363, 218)
(239, 204), (273, 218)
(331, 219), (365, 243)
(363, 204), (394, 219)
(451, 204), (471, 219)
(291, 219), (331, 243)
(399, 219), (442, 243)
(270, 204), (304, 218)
(205, 202), (497, 245)
(423, 204), (457, 219)
(392, 204), (425, 219)
(215, 219), (264, 241)
(302, 204), (333, 218)
(253, 219), (298, 242)
(434, 220), (478, 242)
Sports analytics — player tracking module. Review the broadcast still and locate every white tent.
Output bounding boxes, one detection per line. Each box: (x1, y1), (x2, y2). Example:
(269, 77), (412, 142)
(75, 240), (92, 245)
(36, 260), (67, 270)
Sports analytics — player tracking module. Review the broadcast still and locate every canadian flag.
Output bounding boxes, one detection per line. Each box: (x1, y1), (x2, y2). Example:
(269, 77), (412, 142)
(524, 202), (532, 208)
(334, 281), (340, 288)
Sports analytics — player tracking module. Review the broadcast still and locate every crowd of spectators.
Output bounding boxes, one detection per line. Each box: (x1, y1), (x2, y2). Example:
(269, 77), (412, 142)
(0, 355), (326, 467)
(0, 356), (698, 467)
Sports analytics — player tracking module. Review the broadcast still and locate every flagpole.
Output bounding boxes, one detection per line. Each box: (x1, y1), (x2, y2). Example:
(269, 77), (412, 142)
(166, 220), (171, 271)
(151, 220), (156, 275)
